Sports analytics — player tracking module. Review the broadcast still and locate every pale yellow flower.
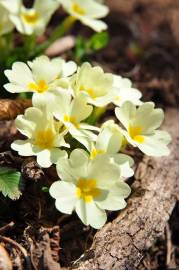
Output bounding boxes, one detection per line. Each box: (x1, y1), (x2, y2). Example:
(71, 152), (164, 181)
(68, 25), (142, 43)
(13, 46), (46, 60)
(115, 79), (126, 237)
(70, 62), (115, 107)
(58, 0), (109, 32)
(115, 101), (171, 156)
(50, 149), (131, 229)
(11, 107), (68, 168)
(1, 0), (60, 35)
(4, 55), (77, 107)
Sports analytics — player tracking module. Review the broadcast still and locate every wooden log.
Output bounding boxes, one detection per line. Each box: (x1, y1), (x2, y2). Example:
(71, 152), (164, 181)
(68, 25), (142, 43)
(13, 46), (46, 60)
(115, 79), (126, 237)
(70, 108), (179, 270)
(0, 99), (32, 121)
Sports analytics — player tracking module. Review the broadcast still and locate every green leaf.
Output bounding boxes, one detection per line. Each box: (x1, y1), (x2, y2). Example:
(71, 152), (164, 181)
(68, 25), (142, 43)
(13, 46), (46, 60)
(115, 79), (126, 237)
(74, 36), (87, 61)
(42, 186), (49, 193)
(88, 31), (109, 51)
(0, 167), (22, 200)
(73, 32), (109, 62)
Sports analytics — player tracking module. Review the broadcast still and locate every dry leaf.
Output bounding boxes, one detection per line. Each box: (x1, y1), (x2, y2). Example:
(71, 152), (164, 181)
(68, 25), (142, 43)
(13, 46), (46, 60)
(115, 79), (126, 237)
(46, 36), (75, 57)
(24, 226), (61, 270)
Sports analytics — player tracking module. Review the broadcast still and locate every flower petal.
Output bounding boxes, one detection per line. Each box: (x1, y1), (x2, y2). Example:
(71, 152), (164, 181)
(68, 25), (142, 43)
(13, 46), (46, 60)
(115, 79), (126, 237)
(50, 149), (68, 164)
(112, 153), (134, 178)
(71, 94), (93, 123)
(53, 90), (72, 121)
(11, 139), (35, 156)
(4, 62), (33, 91)
(50, 181), (77, 214)
(30, 55), (60, 83)
(112, 75), (142, 106)
(138, 131), (171, 156)
(88, 155), (121, 188)
(134, 102), (164, 134)
(115, 101), (136, 130)
(70, 149), (89, 168)
(15, 107), (45, 138)
(36, 149), (52, 168)
(62, 61), (77, 77)
(96, 125), (123, 154)
(96, 182), (131, 211)
(75, 199), (107, 229)
(56, 152), (88, 182)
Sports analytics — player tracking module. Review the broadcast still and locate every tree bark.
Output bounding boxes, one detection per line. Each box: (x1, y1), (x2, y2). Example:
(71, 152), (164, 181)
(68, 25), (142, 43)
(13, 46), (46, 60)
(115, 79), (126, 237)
(70, 108), (179, 270)
(0, 99), (32, 121)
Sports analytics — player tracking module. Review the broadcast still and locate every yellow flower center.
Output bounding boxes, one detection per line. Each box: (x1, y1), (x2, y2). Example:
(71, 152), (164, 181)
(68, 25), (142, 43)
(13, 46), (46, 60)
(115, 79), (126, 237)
(76, 179), (101, 203)
(34, 128), (55, 149)
(115, 96), (120, 102)
(80, 85), (96, 98)
(71, 3), (86, 16)
(90, 148), (105, 159)
(63, 115), (80, 128)
(128, 125), (145, 143)
(28, 80), (49, 93)
(22, 11), (39, 24)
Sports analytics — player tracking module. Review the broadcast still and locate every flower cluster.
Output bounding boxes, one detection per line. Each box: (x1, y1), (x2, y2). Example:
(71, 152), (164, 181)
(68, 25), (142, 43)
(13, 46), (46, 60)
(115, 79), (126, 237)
(0, 0), (109, 36)
(4, 56), (171, 229)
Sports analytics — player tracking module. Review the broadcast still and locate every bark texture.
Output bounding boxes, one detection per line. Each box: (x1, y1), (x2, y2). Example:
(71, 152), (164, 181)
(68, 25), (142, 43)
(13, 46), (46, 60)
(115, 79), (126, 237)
(0, 99), (32, 121)
(70, 108), (179, 270)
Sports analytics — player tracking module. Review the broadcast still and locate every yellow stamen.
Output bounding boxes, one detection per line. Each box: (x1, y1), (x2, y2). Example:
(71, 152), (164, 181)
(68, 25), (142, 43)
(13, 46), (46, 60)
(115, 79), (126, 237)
(90, 148), (105, 159)
(28, 80), (49, 93)
(22, 11), (39, 24)
(34, 128), (55, 149)
(72, 3), (86, 16)
(63, 115), (80, 128)
(115, 96), (120, 102)
(63, 115), (70, 122)
(76, 179), (101, 203)
(128, 125), (145, 143)
(80, 85), (96, 98)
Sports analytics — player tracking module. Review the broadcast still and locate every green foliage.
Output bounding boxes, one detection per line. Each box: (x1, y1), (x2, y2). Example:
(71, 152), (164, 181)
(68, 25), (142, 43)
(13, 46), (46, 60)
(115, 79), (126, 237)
(0, 167), (22, 200)
(74, 31), (109, 62)
(42, 186), (49, 193)
(74, 37), (86, 62)
(88, 31), (109, 50)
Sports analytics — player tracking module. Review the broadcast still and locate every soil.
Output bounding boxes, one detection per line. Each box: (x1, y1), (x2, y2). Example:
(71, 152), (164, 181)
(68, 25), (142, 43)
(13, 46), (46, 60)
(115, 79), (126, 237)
(0, 1), (179, 269)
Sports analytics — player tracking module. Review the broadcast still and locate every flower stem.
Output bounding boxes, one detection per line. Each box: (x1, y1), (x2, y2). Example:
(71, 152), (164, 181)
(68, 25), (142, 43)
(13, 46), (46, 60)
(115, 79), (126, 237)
(24, 34), (36, 55)
(0, 32), (14, 63)
(87, 106), (106, 125)
(30, 16), (76, 58)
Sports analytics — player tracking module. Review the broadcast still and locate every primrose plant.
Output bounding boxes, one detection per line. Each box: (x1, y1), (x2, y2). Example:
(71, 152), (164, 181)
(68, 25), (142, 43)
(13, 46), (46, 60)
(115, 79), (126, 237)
(0, 0), (109, 64)
(0, 0), (108, 35)
(3, 55), (171, 229)
(0, 0), (171, 229)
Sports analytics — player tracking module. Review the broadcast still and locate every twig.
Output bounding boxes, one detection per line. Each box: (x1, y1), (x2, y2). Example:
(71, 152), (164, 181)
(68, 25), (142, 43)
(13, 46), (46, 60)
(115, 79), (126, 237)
(0, 222), (15, 235)
(0, 236), (32, 270)
(57, 214), (72, 225)
(165, 223), (176, 268)
(166, 223), (172, 266)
